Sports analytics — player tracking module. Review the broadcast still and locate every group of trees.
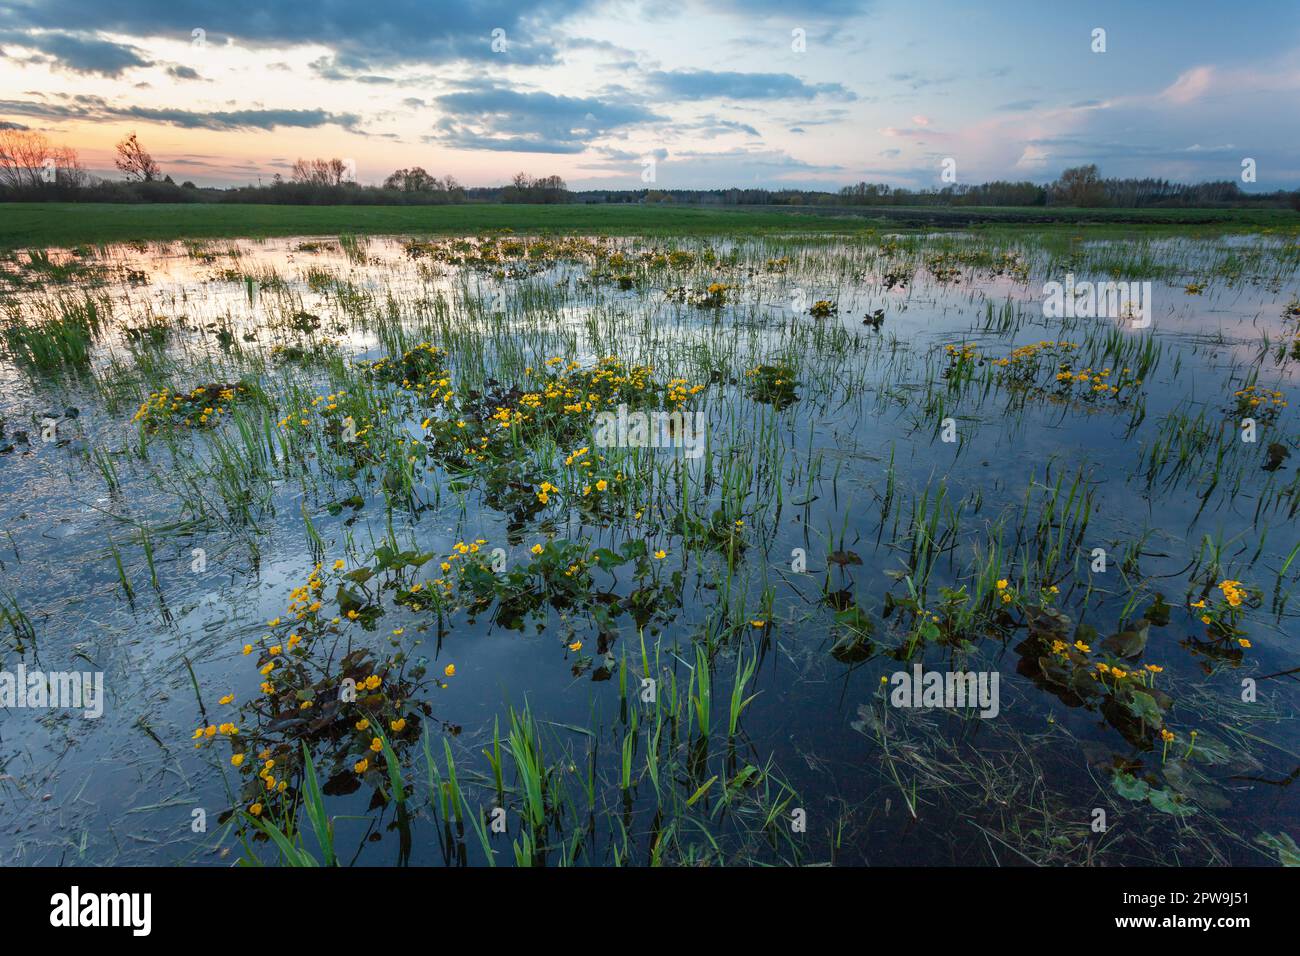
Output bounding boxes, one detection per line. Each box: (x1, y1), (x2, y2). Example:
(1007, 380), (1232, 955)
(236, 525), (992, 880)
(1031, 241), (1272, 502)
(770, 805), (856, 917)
(382, 166), (465, 198)
(0, 128), (87, 189)
(288, 157), (350, 187)
(834, 165), (1285, 209)
(502, 172), (570, 203)
(2, 136), (1296, 210)
(0, 128), (188, 200)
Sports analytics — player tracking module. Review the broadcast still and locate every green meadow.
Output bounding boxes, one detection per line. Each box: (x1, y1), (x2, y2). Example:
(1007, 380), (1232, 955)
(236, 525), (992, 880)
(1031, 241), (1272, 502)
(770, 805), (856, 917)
(0, 202), (1294, 251)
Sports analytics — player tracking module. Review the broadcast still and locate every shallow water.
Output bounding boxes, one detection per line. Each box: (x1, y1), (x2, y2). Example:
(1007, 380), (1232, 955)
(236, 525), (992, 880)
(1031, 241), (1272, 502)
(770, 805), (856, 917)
(0, 232), (1296, 866)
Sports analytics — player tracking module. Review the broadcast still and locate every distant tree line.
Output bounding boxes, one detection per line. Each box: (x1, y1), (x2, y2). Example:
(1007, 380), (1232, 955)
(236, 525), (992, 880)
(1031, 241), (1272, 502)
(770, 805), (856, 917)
(1, 133), (1296, 210)
(834, 164), (1291, 209)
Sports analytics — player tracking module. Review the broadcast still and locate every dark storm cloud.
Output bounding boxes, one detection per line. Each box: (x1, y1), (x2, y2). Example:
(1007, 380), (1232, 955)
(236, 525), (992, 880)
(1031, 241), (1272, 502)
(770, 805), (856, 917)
(427, 83), (664, 153)
(0, 0), (599, 66)
(120, 106), (362, 130)
(710, 0), (871, 14)
(0, 29), (153, 76)
(647, 69), (854, 101)
(0, 94), (358, 131)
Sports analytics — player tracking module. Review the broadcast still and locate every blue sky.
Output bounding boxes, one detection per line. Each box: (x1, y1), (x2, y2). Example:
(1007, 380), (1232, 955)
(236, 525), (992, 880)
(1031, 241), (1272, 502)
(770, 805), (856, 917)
(1, 0), (1296, 189)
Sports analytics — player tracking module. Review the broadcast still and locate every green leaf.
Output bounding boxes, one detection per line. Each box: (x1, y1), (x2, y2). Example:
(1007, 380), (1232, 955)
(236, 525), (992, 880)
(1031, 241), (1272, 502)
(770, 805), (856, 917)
(1101, 621), (1149, 659)
(1256, 831), (1300, 866)
(1112, 771), (1150, 801)
(1148, 787), (1197, 816)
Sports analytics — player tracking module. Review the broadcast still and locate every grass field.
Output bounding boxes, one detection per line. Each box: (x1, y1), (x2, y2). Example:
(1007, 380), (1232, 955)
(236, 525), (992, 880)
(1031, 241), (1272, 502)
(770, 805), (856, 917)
(0, 202), (1294, 251)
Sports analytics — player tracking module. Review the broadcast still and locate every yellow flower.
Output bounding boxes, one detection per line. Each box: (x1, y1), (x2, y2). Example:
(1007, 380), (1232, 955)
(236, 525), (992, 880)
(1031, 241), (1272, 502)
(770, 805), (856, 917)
(1159, 728), (1175, 743)
(1238, 638), (1251, 648)
(568, 641), (583, 652)
(444, 663), (456, 677)
(390, 718), (406, 732)
(249, 802), (263, 817)
(231, 753), (245, 767)
(219, 693), (234, 705)
(596, 479), (608, 492)
(654, 549), (666, 560)
(531, 543), (544, 555)
(353, 759), (369, 774)
(995, 579), (1008, 590)
(333, 559), (346, 571)
(242, 644), (253, 655)
(369, 737), (383, 753)
(750, 619), (766, 628)
(355, 718), (370, 731)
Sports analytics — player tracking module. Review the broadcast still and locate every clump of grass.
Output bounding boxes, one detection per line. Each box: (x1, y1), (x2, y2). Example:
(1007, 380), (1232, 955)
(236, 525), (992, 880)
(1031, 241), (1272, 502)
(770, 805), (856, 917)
(2, 296), (103, 371)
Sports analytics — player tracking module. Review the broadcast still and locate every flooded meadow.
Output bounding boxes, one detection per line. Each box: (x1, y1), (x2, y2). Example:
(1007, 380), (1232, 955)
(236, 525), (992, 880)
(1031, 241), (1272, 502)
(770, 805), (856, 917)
(0, 228), (1297, 866)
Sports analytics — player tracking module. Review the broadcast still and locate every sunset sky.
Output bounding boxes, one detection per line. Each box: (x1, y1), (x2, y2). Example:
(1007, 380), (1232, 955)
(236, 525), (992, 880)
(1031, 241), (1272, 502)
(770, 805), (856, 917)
(1, 0), (1297, 190)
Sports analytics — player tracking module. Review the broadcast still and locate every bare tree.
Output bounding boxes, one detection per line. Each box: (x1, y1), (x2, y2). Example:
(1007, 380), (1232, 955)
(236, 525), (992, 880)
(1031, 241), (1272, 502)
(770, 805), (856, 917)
(0, 129), (84, 188)
(291, 158), (350, 187)
(115, 132), (161, 182)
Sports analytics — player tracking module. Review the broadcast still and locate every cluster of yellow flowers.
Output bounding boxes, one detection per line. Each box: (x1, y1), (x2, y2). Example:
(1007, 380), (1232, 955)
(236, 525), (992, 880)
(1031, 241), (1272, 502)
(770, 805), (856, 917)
(944, 343), (979, 362)
(1233, 385), (1287, 410)
(666, 377), (703, 408)
(1189, 579), (1252, 646)
(431, 538), (489, 597)
(277, 390), (362, 433)
(1218, 578), (1246, 608)
(995, 578), (1014, 604)
(1054, 366), (1139, 395)
(191, 721), (239, 744)
(994, 340), (1077, 368)
(131, 384), (238, 427)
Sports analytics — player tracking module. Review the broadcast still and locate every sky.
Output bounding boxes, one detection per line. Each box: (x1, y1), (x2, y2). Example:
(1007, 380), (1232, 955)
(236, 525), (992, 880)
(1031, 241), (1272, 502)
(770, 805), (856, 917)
(1, 0), (1297, 191)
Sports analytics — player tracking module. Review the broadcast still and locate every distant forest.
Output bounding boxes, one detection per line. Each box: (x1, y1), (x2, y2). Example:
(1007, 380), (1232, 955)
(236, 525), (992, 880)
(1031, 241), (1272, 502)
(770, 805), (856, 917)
(2, 128), (1297, 210)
